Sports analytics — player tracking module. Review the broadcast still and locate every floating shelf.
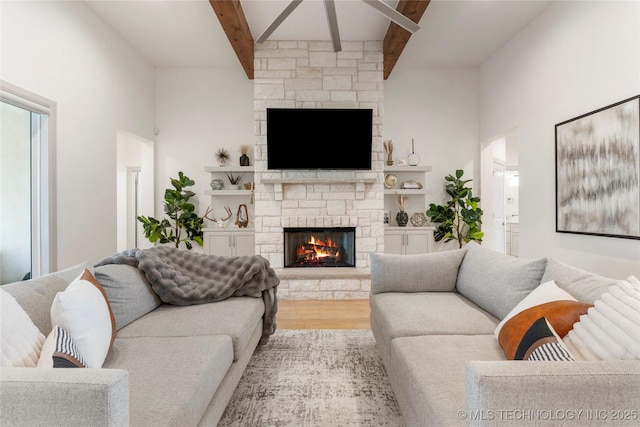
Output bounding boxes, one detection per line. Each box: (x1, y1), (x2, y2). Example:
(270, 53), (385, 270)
(205, 166), (254, 173)
(383, 165), (432, 172)
(205, 190), (253, 196)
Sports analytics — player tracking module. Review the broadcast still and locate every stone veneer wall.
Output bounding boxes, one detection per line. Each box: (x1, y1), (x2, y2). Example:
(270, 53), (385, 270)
(253, 40), (385, 299)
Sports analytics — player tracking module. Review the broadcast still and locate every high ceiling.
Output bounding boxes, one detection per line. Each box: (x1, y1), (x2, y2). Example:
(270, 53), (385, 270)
(85, 0), (552, 78)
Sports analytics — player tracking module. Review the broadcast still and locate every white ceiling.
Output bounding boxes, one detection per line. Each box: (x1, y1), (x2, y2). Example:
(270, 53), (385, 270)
(84, 0), (552, 71)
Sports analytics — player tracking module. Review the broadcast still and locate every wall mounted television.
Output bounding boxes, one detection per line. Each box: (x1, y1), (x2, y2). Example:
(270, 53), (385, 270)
(266, 108), (373, 170)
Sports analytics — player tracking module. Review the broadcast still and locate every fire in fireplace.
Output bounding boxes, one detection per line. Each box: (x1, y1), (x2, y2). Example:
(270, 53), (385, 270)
(283, 227), (356, 268)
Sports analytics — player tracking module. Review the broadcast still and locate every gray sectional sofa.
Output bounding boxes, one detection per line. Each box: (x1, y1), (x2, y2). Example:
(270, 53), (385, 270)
(370, 243), (640, 426)
(1, 257), (277, 426)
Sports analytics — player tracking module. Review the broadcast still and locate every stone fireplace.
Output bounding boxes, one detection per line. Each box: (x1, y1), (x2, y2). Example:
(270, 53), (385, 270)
(252, 40), (385, 299)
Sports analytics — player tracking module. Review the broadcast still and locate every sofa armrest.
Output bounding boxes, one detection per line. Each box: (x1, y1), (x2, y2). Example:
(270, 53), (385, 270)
(0, 368), (129, 426)
(370, 249), (466, 294)
(465, 360), (640, 426)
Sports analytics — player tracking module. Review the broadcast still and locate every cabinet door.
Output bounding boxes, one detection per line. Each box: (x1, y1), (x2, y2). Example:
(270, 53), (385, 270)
(405, 230), (430, 255)
(205, 233), (233, 257)
(234, 233), (255, 256)
(384, 231), (405, 254)
(510, 230), (519, 257)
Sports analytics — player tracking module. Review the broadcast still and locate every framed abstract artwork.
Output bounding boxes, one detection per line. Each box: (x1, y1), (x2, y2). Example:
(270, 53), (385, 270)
(556, 95), (640, 239)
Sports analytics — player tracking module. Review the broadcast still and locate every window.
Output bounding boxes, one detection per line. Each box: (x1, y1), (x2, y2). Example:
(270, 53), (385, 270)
(0, 81), (56, 284)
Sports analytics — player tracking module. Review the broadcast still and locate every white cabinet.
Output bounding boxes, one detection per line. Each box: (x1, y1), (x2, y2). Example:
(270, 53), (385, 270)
(506, 222), (519, 257)
(384, 228), (433, 255)
(203, 166), (255, 256)
(204, 229), (255, 256)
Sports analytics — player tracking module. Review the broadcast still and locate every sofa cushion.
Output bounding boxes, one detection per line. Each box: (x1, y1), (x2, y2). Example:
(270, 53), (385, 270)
(103, 335), (233, 427)
(37, 326), (87, 368)
(370, 249), (466, 293)
(1, 262), (93, 335)
(0, 288), (46, 367)
(370, 292), (499, 363)
(563, 278), (640, 361)
(456, 242), (548, 319)
(116, 296), (264, 361)
(389, 335), (504, 427)
(541, 258), (618, 303)
(94, 264), (162, 330)
(50, 269), (115, 368)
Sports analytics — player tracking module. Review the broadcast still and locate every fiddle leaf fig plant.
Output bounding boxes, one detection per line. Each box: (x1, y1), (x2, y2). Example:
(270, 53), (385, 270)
(137, 171), (204, 250)
(426, 169), (484, 248)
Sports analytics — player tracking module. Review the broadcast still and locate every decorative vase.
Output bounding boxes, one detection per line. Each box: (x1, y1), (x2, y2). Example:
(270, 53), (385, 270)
(240, 154), (250, 166)
(386, 152), (394, 166)
(407, 138), (420, 166)
(210, 179), (224, 190)
(396, 211), (409, 227)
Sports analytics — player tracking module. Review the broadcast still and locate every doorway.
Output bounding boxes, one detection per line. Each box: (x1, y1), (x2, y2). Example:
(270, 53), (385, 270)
(116, 131), (154, 251)
(480, 130), (519, 255)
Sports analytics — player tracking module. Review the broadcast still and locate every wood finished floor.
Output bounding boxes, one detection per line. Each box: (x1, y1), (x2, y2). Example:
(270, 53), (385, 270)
(276, 299), (370, 330)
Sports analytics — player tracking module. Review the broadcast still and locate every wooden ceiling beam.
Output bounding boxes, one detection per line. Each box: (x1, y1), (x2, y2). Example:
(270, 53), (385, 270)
(383, 0), (430, 80)
(209, 0), (255, 79)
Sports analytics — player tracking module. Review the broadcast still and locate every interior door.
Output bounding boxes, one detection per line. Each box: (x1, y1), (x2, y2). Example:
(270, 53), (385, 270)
(492, 161), (506, 253)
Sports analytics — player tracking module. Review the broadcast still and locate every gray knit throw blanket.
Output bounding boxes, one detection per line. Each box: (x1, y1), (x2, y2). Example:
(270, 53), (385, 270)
(95, 246), (279, 343)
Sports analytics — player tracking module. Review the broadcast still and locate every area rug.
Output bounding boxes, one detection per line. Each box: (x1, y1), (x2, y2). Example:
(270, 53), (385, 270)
(218, 329), (404, 426)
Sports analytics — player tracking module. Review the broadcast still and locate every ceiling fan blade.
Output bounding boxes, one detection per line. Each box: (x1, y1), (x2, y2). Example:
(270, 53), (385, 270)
(360, 0), (421, 33)
(256, 0), (304, 44)
(324, 0), (342, 52)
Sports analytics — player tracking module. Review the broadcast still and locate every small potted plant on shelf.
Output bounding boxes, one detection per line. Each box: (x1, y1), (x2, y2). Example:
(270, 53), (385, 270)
(226, 171), (243, 190)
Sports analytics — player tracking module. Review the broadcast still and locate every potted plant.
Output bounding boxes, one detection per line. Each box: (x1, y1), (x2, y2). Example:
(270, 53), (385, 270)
(137, 171), (205, 250)
(226, 171), (243, 190)
(426, 169), (484, 248)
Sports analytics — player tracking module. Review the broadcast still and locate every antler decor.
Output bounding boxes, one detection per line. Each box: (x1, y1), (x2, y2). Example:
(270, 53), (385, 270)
(204, 206), (232, 228)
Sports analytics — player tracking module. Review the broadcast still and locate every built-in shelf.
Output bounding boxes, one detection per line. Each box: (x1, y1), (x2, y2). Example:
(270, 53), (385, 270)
(205, 166), (254, 173)
(205, 190), (253, 196)
(383, 165), (432, 173)
(383, 189), (431, 195)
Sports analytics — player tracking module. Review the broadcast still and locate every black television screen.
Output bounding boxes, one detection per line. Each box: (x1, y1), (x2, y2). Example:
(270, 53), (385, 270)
(266, 108), (373, 170)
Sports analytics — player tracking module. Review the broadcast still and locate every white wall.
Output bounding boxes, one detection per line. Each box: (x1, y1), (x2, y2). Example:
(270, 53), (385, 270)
(480, 0), (640, 278)
(1, 1), (156, 269)
(384, 68), (480, 205)
(154, 68), (254, 218)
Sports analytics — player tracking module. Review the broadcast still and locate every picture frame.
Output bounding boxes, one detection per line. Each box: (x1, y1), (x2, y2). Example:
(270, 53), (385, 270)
(555, 95), (640, 239)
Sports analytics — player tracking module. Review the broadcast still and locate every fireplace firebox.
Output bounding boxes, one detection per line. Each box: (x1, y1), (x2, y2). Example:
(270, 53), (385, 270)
(283, 227), (356, 268)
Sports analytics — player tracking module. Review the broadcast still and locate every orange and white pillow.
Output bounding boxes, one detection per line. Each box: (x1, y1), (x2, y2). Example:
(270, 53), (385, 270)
(495, 280), (591, 360)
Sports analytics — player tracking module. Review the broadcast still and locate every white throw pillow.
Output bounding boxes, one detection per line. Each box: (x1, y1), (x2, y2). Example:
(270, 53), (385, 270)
(563, 278), (640, 361)
(50, 269), (115, 368)
(495, 280), (577, 338)
(0, 288), (46, 367)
